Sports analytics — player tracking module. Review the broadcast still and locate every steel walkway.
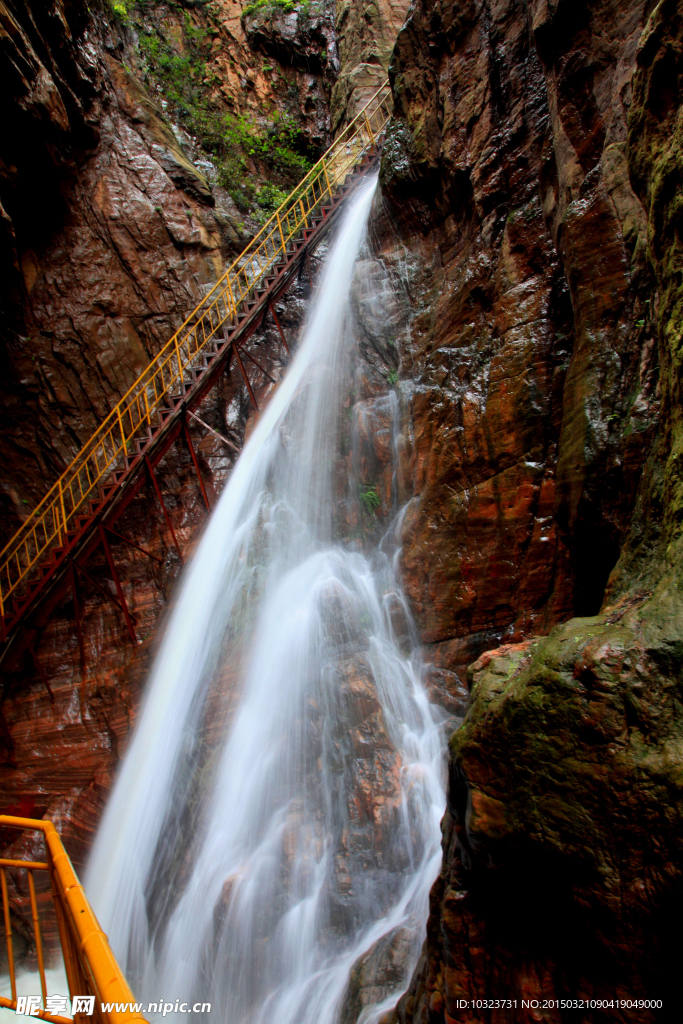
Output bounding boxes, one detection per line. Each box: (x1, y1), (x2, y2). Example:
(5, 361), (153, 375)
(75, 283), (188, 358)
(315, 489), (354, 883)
(1, 814), (147, 1024)
(0, 85), (391, 677)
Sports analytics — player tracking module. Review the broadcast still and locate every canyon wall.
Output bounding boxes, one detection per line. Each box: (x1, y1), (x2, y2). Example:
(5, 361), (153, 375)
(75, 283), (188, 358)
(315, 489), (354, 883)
(376, 0), (683, 1018)
(2, 0), (682, 1018)
(0, 0), (338, 545)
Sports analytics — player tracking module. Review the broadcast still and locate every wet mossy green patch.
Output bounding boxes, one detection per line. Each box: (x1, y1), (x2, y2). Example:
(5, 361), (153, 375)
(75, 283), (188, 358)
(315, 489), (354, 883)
(111, 1), (314, 215)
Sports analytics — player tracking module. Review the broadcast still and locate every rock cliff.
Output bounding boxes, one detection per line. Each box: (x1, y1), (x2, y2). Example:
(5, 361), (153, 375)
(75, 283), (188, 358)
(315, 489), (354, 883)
(0, 0), (337, 548)
(1, 0), (682, 1017)
(376, 0), (683, 1018)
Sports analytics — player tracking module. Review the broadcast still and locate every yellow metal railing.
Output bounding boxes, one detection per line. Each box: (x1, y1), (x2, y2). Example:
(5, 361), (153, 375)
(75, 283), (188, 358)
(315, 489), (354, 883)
(0, 815), (146, 1024)
(0, 84), (392, 621)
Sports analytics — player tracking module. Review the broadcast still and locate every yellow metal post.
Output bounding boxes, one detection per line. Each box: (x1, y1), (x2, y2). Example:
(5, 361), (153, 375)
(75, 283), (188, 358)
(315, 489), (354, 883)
(58, 480), (67, 544)
(364, 111), (376, 147)
(117, 405), (126, 452)
(1, 866), (16, 1002)
(0, 816), (148, 1024)
(27, 870), (48, 1007)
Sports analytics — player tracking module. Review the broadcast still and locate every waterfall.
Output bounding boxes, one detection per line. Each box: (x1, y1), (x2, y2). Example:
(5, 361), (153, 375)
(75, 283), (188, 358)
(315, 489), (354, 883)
(86, 175), (446, 1024)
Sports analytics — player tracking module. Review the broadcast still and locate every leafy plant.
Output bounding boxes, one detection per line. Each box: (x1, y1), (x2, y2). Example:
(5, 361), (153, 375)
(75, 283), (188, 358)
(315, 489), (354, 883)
(386, 368), (398, 387)
(136, 17), (312, 211)
(242, 0), (311, 17)
(108, 0), (134, 22)
(359, 485), (381, 515)
(256, 183), (290, 212)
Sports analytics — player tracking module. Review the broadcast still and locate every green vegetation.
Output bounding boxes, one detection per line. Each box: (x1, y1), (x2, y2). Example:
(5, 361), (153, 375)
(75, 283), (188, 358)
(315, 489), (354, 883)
(108, 0), (134, 21)
(359, 485), (381, 516)
(386, 368), (398, 387)
(128, 7), (312, 212)
(256, 183), (290, 215)
(242, 0), (311, 17)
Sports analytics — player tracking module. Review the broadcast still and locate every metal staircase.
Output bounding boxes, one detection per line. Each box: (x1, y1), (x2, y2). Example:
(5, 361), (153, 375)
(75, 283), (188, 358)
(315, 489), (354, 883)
(0, 84), (392, 668)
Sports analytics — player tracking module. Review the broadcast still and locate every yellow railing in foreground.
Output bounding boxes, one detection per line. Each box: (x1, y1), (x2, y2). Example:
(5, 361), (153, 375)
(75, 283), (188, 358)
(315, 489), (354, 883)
(0, 815), (147, 1024)
(0, 84), (392, 620)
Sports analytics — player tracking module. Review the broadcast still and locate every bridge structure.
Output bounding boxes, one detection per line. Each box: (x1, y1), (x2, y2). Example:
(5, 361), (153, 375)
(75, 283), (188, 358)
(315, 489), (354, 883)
(0, 84), (392, 694)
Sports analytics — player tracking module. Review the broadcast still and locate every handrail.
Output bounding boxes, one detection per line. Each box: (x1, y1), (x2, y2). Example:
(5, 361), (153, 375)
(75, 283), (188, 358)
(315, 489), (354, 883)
(0, 83), (392, 621)
(0, 815), (147, 1024)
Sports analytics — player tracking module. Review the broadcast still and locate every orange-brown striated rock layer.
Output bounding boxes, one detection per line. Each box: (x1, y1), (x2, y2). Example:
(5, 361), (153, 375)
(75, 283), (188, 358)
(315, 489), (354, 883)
(381, 0), (683, 1019)
(378, 0), (660, 685)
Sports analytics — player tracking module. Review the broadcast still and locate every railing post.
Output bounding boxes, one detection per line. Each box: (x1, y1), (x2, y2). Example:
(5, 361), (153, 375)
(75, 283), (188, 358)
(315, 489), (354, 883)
(226, 273), (237, 319)
(26, 871), (48, 1008)
(277, 210), (286, 253)
(364, 111), (376, 148)
(117, 405), (126, 453)
(58, 480), (67, 545)
(174, 335), (186, 395)
(322, 158), (332, 197)
(1, 866), (16, 1002)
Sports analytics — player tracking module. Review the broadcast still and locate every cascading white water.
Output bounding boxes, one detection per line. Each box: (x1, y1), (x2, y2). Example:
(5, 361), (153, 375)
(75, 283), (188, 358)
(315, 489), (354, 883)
(86, 175), (446, 1024)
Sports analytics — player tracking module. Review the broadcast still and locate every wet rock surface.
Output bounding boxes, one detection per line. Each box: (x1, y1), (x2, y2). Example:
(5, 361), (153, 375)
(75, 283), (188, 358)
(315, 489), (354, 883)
(0, 2), (229, 543)
(332, 0), (411, 129)
(382, 0), (660, 679)
(242, 0), (338, 77)
(382, 0), (683, 1019)
(2, 0), (683, 1017)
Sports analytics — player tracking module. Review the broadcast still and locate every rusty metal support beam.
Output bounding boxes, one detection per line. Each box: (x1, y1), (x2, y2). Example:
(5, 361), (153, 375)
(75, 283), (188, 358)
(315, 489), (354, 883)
(268, 300), (290, 355)
(188, 410), (240, 453)
(233, 344), (259, 412)
(97, 525), (137, 645)
(74, 562), (128, 619)
(104, 525), (163, 565)
(182, 411), (211, 512)
(239, 345), (276, 384)
(144, 455), (183, 562)
(69, 561), (86, 677)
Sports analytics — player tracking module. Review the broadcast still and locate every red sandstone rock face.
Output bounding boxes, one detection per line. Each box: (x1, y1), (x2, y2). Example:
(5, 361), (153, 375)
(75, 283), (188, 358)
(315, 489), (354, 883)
(383, 0), (683, 1019)
(0, 0), (334, 546)
(379, 0), (660, 687)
